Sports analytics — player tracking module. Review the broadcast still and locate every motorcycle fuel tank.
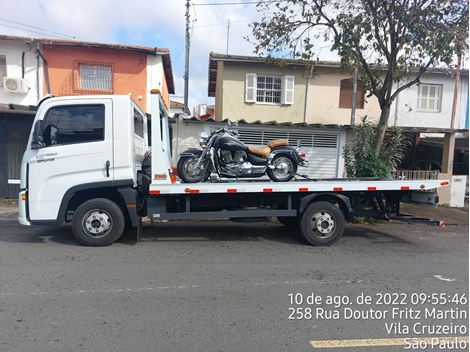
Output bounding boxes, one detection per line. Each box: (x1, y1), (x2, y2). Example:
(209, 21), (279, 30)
(215, 134), (248, 152)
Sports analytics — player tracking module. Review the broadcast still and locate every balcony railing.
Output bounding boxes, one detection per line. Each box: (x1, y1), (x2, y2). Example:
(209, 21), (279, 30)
(392, 170), (439, 180)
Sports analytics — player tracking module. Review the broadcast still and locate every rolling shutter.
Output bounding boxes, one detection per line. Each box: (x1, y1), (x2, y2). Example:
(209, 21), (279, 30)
(339, 79), (365, 109)
(245, 73), (256, 103)
(238, 127), (342, 178)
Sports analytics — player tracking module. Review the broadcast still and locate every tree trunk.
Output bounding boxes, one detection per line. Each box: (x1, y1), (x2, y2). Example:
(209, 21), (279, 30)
(375, 106), (391, 154)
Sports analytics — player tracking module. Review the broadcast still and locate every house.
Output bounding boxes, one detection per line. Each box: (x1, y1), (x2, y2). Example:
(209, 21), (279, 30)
(207, 53), (468, 204)
(0, 35), (44, 197)
(39, 37), (174, 112)
(170, 98), (185, 117)
(0, 34), (175, 198)
(208, 53), (310, 123)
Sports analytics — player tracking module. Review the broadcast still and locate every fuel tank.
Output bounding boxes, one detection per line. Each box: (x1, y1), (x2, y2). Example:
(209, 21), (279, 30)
(215, 134), (248, 152)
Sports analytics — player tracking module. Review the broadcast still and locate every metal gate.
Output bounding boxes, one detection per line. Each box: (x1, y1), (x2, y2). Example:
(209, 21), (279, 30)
(0, 111), (34, 198)
(237, 127), (344, 178)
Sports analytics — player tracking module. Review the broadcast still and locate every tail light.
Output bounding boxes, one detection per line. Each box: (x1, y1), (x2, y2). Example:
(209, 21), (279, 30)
(170, 167), (178, 183)
(298, 151), (306, 159)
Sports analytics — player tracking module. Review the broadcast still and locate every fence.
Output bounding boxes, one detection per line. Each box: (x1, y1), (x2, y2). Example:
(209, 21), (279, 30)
(391, 170), (439, 180)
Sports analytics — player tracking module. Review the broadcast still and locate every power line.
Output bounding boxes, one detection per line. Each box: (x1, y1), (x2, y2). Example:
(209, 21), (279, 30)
(0, 23), (74, 39)
(193, 1), (259, 5)
(193, 18), (254, 28)
(0, 18), (76, 39)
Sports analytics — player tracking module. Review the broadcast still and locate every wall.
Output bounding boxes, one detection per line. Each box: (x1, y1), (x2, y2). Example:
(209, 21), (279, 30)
(42, 45), (148, 111)
(389, 73), (469, 129)
(306, 66), (381, 125)
(0, 39), (43, 106)
(219, 61), (308, 123)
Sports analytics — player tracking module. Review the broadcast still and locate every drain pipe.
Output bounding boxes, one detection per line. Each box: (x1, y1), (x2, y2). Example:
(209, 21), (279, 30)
(303, 65), (314, 123)
(35, 47), (50, 95)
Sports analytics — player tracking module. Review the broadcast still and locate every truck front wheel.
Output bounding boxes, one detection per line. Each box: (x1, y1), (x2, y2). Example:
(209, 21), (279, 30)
(72, 198), (125, 246)
(299, 201), (345, 246)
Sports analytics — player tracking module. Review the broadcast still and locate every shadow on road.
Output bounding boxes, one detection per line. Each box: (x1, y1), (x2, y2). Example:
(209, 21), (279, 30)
(0, 217), (413, 247)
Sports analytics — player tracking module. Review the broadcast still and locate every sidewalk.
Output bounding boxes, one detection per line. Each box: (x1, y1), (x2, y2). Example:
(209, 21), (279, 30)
(400, 202), (469, 225)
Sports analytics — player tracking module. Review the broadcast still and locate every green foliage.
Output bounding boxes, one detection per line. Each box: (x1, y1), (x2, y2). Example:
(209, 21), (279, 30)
(343, 117), (409, 178)
(353, 216), (383, 224)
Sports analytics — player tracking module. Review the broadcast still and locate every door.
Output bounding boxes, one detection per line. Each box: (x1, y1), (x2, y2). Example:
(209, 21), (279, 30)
(28, 98), (114, 221)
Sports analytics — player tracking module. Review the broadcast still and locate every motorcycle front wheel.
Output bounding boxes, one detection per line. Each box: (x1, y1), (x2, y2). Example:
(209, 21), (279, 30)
(267, 155), (297, 182)
(177, 156), (211, 183)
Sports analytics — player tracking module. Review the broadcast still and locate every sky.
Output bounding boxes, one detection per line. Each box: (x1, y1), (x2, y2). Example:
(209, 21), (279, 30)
(0, 0), (277, 108)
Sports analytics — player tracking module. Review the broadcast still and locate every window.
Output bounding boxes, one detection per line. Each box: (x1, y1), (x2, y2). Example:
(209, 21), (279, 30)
(134, 108), (144, 138)
(417, 84), (442, 112)
(245, 74), (295, 105)
(256, 75), (282, 103)
(79, 63), (112, 91)
(42, 105), (105, 146)
(339, 79), (365, 109)
(0, 55), (6, 87)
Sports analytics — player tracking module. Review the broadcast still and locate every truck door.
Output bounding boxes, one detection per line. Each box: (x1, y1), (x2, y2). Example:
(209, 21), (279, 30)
(28, 98), (114, 221)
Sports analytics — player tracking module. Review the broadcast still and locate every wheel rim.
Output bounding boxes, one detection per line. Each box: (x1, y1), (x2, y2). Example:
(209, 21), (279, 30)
(310, 211), (335, 238)
(183, 158), (206, 180)
(273, 157), (293, 178)
(81, 209), (113, 238)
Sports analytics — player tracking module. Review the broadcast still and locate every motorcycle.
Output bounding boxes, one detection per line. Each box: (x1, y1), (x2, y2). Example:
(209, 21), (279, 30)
(177, 121), (307, 183)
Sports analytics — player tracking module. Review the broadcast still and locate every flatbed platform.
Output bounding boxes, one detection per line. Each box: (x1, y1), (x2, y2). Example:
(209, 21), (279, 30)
(149, 179), (448, 195)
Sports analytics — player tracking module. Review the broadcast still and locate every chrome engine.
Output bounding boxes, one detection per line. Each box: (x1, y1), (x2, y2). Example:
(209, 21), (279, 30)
(219, 150), (265, 177)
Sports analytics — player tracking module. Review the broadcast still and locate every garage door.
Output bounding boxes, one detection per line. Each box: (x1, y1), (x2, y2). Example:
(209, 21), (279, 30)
(237, 128), (344, 178)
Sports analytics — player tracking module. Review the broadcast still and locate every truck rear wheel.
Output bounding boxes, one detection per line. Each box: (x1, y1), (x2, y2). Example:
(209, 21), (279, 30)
(300, 201), (345, 246)
(72, 198), (125, 246)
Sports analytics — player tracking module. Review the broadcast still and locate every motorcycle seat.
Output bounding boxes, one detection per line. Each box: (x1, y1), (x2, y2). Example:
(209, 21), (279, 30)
(267, 139), (289, 148)
(248, 145), (271, 157)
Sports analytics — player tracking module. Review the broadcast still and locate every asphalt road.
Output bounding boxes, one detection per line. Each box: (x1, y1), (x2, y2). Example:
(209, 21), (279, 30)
(0, 212), (468, 352)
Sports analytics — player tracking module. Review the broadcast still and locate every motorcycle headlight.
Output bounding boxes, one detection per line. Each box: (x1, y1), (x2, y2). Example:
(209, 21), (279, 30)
(198, 132), (210, 147)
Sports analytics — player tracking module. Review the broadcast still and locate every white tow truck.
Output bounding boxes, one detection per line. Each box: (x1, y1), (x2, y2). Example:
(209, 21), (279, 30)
(18, 90), (449, 246)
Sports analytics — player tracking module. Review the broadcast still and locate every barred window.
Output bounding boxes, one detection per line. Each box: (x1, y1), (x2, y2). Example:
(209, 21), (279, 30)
(79, 63), (112, 91)
(256, 75), (282, 104)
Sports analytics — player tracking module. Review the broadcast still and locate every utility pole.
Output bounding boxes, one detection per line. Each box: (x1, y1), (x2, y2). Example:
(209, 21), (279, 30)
(226, 19), (230, 54)
(350, 66), (358, 125)
(183, 0), (191, 114)
(442, 53), (463, 174)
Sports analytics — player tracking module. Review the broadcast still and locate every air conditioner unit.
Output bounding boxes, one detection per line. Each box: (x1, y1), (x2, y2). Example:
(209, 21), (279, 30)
(3, 77), (28, 93)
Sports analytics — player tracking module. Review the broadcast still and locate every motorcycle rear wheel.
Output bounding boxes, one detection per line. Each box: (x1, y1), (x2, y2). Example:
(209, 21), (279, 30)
(267, 155), (297, 182)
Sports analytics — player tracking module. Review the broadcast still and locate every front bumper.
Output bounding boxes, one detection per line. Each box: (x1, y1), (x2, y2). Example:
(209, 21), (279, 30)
(18, 190), (31, 226)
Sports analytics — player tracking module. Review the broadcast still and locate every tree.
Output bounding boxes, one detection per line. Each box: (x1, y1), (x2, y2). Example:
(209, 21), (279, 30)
(251, 0), (468, 153)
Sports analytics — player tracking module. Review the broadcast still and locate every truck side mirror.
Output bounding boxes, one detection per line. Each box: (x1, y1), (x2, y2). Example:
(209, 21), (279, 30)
(31, 120), (44, 150)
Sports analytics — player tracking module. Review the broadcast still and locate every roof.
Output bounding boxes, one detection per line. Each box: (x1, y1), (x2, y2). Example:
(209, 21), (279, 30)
(0, 34), (175, 94)
(170, 100), (185, 108)
(208, 52), (468, 97)
(178, 116), (469, 134)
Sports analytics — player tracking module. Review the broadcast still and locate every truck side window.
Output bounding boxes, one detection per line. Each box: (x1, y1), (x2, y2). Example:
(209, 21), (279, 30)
(134, 108), (144, 138)
(42, 105), (105, 146)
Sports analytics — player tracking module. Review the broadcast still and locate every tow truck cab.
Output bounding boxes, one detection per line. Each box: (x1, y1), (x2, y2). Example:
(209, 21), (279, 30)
(18, 95), (148, 229)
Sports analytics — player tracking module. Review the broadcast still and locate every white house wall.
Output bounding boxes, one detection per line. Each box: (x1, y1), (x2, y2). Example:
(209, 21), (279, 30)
(0, 39), (42, 106)
(390, 73), (468, 129)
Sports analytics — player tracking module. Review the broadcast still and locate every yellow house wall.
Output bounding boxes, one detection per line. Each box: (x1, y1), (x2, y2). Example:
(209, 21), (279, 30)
(306, 66), (381, 125)
(219, 62), (308, 123)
